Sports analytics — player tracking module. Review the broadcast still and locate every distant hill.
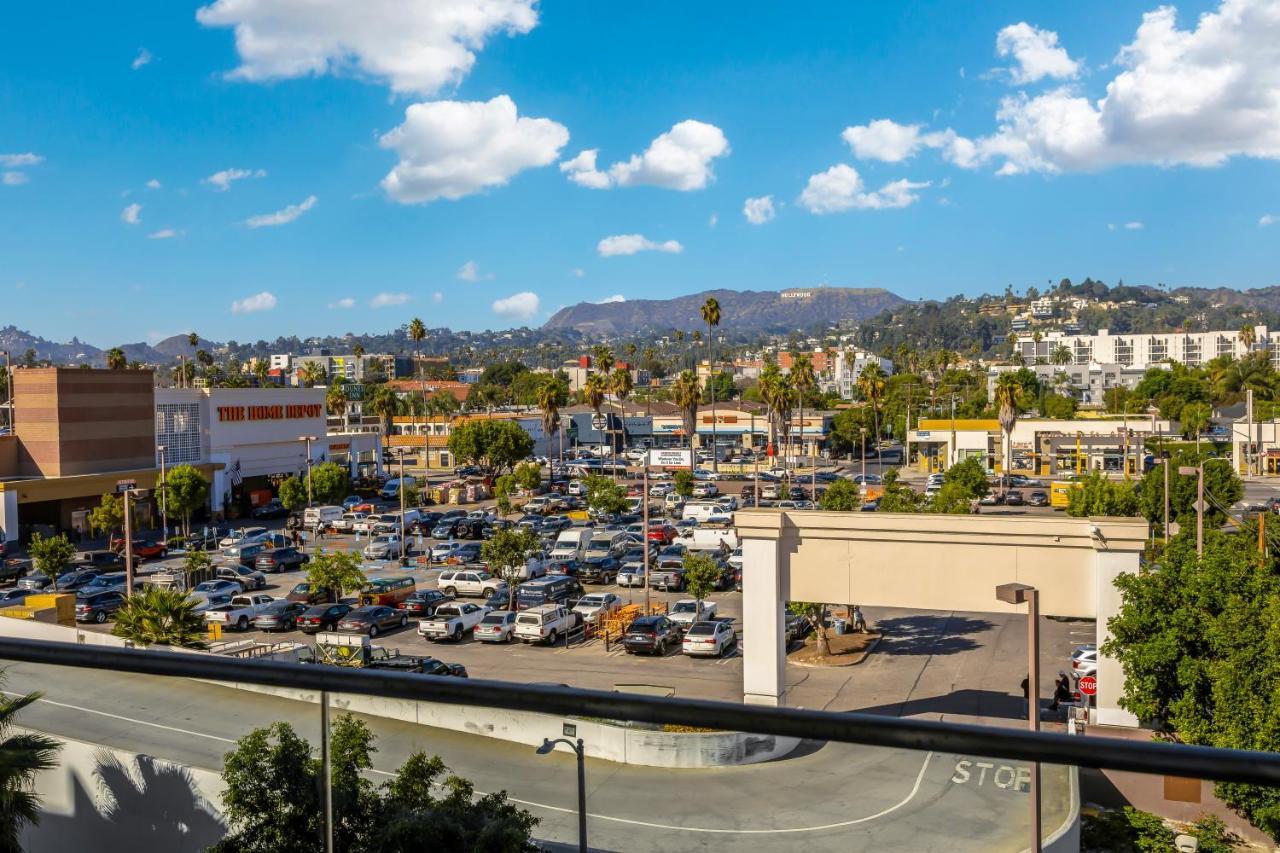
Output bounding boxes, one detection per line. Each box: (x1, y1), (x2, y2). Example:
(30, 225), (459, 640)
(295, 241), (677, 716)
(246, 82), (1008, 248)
(542, 287), (908, 335)
(152, 334), (216, 359)
(0, 326), (102, 365)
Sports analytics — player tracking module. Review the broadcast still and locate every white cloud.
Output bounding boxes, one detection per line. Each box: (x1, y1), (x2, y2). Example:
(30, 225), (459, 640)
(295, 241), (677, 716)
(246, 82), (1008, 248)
(432, 291), (444, 304)
(457, 260), (493, 281)
(196, 0), (538, 96)
(244, 195), (317, 228)
(379, 95), (568, 204)
(743, 195), (776, 224)
(841, 119), (975, 165)
(708, 212), (718, 228)
(1107, 223), (1118, 231)
(2, 172), (29, 186)
(1124, 221), (1144, 230)
(231, 291), (277, 314)
(132, 48), (152, 70)
(370, 291), (410, 308)
(0, 153), (42, 168)
(1259, 214), (1277, 227)
(121, 203), (142, 225)
(492, 291), (540, 320)
(594, 295), (626, 304)
(561, 120), (730, 191)
(145, 178), (162, 190)
(597, 234), (684, 257)
(995, 22), (1080, 84)
(798, 164), (929, 213)
(203, 167), (266, 191)
(147, 228), (180, 239)
(328, 297), (355, 309)
(571, 268), (585, 278)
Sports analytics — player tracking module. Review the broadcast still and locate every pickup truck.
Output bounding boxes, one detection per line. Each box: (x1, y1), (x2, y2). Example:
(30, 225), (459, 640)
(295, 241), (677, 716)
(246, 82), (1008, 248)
(667, 598), (718, 632)
(204, 593), (277, 631)
(648, 559), (686, 591)
(513, 604), (583, 645)
(417, 602), (490, 642)
(365, 648), (468, 677)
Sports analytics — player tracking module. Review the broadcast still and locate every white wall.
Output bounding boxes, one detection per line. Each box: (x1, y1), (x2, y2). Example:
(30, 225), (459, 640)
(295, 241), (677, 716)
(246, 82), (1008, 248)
(1, 488), (17, 549)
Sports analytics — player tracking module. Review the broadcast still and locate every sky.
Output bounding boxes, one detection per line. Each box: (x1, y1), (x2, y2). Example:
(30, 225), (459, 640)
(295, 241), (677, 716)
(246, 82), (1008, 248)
(2, 0), (1279, 347)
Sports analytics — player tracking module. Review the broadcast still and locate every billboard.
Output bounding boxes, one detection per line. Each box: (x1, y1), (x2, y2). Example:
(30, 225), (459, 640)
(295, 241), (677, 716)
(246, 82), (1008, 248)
(648, 448), (693, 469)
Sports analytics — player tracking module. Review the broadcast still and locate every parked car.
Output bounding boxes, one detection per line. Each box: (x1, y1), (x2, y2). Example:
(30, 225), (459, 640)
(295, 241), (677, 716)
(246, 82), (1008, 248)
(474, 610), (517, 643)
(1003, 491), (1025, 507)
(251, 499), (288, 520)
(397, 589), (453, 617)
(1071, 644), (1098, 677)
(337, 605), (408, 637)
(214, 564), (267, 591)
(252, 600), (309, 631)
(287, 582), (335, 605)
(622, 616), (683, 655)
(255, 547), (309, 573)
(190, 579), (242, 599)
(358, 576), (417, 607)
(298, 603), (353, 633)
(646, 523), (677, 545)
(190, 592), (235, 615)
(649, 559), (686, 591)
(18, 568), (101, 592)
(74, 590), (127, 623)
(578, 555), (620, 585)
(0, 588), (33, 606)
(572, 592), (622, 623)
(219, 527), (268, 549)
(1027, 490), (1050, 507)
(513, 604), (582, 645)
(69, 550), (125, 570)
(437, 570), (505, 598)
(417, 657), (469, 678)
(430, 542), (466, 564)
(205, 594), (277, 631)
(445, 542), (484, 564)
(418, 602), (490, 641)
(668, 598), (718, 632)
(682, 620), (736, 657)
(78, 571), (139, 596)
(363, 535), (404, 561)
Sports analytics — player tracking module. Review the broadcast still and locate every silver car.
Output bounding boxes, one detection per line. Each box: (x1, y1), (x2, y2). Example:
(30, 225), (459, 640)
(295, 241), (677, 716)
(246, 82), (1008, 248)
(362, 535), (403, 560)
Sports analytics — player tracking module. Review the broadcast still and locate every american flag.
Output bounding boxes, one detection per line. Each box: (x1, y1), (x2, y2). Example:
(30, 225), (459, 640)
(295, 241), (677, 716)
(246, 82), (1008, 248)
(229, 459), (242, 486)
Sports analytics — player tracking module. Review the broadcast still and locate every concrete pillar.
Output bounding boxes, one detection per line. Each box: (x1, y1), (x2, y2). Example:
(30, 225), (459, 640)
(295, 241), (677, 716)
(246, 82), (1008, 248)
(742, 535), (787, 706)
(0, 489), (17, 552)
(1093, 549), (1140, 727)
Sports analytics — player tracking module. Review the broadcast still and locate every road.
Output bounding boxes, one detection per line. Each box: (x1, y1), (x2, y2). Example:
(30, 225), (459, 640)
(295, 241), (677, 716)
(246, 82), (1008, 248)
(3, 660), (1073, 852)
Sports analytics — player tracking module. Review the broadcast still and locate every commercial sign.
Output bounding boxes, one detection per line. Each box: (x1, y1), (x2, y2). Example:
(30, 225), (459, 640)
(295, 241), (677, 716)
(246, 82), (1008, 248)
(648, 448), (692, 469)
(217, 404), (324, 423)
(115, 479), (137, 494)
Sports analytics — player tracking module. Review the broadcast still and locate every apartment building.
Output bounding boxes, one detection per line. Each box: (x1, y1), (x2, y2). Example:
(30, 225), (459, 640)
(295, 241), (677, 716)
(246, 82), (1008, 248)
(1018, 326), (1274, 369)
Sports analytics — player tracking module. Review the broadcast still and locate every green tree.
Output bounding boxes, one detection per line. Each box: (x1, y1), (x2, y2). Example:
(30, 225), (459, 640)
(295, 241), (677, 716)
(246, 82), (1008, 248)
(1136, 452), (1240, 531)
(0, 679), (61, 849)
(278, 476), (308, 512)
(1066, 471), (1139, 517)
(481, 527), (541, 608)
(788, 601), (831, 656)
(818, 479), (861, 511)
(1041, 392), (1077, 419)
(105, 347), (127, 370)
(1103, 386), (1138, 414)
(447, 420), (534, 474)
(513, 462), (541, 492)
(583, 474), (628, 516)
(927, 481), (978, 514)
(942, 457), (991, 500)
(671, 370), (702, 450)
(682, 552), (722, 615)
(89, 492), (125, 539)
(877, 469), (926, 513)
(535, 375), (569, 468)
(493, 475), (514, 517)
(1179, 401), (1211, 438)
(306, 549), (367, 599)
(112, 586), (209, 648)
(673, 469), (695, 498)
(162, 464), (210, 536)
(993, 373), (1023, 473)
(26, 532), (76, 592)
(309, 461), (350, 505)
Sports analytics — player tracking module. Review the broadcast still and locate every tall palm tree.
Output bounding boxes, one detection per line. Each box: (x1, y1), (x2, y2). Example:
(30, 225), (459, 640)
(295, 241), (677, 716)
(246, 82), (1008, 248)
(252, 358), (270, 386)
(298, 361), (325, 388)
(536, 376), (569, 473)
(759, 361), (784, 462)
(1240, 324), (1257, 353)
(111, 587), (208, 648)
(105, 347), (127, 370)
(672, 371), (702, 451)
(774, 376), (798, 481)
(408, 318), (427, 441)
(1052, 344), (1072, 366)
(993, 373), (1023, 475)
(326, 379), (350, 432)
(0, 682), (60, 849)
(857, 363), (887, 470)
(366, 384), (401, 435)
(701, 297), (721, 468)
(790, 353), (817, 498)
(609, 366), (634, 475)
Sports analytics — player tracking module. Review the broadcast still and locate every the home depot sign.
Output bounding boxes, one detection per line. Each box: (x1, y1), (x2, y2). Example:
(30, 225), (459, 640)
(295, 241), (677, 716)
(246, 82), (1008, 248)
(217, 404), (324, 422)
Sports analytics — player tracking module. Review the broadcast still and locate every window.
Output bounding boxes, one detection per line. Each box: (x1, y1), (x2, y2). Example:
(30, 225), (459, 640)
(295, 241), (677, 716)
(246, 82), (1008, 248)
(156, 403), (201, 464)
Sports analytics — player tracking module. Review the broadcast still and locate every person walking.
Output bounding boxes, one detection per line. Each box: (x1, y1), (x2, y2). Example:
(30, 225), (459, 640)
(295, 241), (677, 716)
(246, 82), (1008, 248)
(1053, 671), (1072, 713)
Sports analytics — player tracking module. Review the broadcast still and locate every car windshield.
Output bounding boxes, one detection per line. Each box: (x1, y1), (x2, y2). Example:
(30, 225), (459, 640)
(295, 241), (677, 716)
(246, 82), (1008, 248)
(673, 602), (697, 613)
(686, 623), (716, 636)
(480, 614), (506, 624)
(579, 596), (604, 606)
(194, 582), (222, 592)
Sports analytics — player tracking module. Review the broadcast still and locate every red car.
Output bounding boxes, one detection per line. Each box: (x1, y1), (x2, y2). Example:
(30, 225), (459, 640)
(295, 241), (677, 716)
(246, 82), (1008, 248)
(647, 524), (676, 545)
(109, 539), (168, 560)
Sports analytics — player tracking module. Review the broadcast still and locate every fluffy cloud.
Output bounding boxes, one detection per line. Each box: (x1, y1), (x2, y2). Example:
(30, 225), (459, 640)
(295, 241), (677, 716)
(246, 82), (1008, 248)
(1261, 214), (1277, 227)
(147, 228), (180, 239)
(597, 234), (684, 257)
(204, 167), (266, 191)
(132, 48), (152, 70)
(2, 172), (29, 186)
(841, 119), (975, 165)
(432, 291), (444, 303)
(743, 195), (776, 224)
(370, 292), (410, 308)
(457, 260), (493, 281)
(121, 203), (142, 225)
(492, 291), (540, 320)
(995, 23), (1080, 84)
(1125, 221), (1144, 230)
(708, 212), (718, 228)
(379, 95), (568, 204)
(0, 153), (42, 168)
(231, 291), (277, 314)
(195, 0), (538, 96)
(145, 178), (162, 190)
(561, 120), (730, 191)
(594, 294), (625, 304)
(244, 195), (317, 228)
(328, 297), (355, 309)
(798, 164), (929, 213)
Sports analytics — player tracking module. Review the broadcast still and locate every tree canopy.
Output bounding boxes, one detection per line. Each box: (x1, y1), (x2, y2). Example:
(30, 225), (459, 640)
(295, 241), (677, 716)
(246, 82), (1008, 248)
(162, 464), (210, 535)
(309, 461), (350, 505)
(447, 420), (534, 473)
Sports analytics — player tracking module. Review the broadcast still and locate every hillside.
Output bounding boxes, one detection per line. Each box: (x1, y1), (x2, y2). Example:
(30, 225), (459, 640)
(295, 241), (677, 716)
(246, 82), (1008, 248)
(542, 287), (908, 335)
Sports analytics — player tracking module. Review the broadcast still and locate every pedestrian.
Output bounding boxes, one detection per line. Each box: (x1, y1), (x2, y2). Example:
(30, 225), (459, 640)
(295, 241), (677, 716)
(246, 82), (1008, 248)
(1020, 675), (1029, 701)
(852, 605), (866, 633)
(1054, 671), (1072, 712)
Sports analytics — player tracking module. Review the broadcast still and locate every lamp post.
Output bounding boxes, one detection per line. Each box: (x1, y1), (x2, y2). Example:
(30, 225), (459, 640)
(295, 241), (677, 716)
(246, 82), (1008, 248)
(535, 733), (587, 853)
(1178, 462), (1211, 557)
(996, 582), (1041, 852)
(394, 447), (409, 566)
(157, 445), (168, 542)
(299, 435), (318, 506)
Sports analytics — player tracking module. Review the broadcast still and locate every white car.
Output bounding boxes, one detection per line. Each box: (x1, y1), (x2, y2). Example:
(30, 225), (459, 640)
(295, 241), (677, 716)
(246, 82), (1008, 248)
(728, 547), (743, 572)
(567, 480), (587, 497)
(668, 599), (718, 631)
(362, 535), (403, 560)
(219, 527), (267, 549)
(691, 482), (719, 498)
(474, 610), (517, 643)
(419, 602), (490, 641)
(1071, 644), (1097, 677)
(617, 564), (646, 587)
(436, 570), (506, 598)
(572, 592), (623, 623)
(649, 483), (673, 498)
(682, 620), (737, 657)
(334, 512), (366, 533)
(648, 469), (673, 481)
(625, 448), (648, 463)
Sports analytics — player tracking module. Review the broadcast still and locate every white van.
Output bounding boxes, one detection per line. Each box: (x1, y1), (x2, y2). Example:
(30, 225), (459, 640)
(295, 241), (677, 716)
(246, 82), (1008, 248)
(681, 501), (723, 524)
(583, 531), (624, 561)
(550, 528), (592, 561)
(678, 527), (740, 552)
(380, 477), (418, 500)
(302, 505), (344, 529)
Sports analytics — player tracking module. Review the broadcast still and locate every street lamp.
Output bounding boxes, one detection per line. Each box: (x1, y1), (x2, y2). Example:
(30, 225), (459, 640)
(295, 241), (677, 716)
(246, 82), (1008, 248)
(299, 435), (319, 506)
(535, 732), (587, 853)
(391, 447), (409, 566)
(156, 445), (168, 542)
(996, 581), (1041, 853)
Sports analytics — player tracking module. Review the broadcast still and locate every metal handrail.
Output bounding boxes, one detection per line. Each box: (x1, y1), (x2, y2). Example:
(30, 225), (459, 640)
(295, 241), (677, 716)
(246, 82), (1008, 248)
(2, 636), (1278, 787)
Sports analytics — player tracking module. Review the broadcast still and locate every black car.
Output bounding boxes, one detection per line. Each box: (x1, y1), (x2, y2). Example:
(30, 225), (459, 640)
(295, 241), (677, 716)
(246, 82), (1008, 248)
(578, 556), (620, 584)
(251, 499), (288, 520)
(252, 600), (310, 631)
(74, 590), (126, 623)
(431, 519), (464, 539)
(337, 605), (408, 637)
(397, 589), (453, 617)
(297, 603), (353, 634)
(18, 568), (101, 592)
(70, 550), (125, 570)
(420, 657), (468, 678)
(408, 512), (444, 535)
(622, 616), (682, 656)
(484, 588), (512, 610)
(255, 547), (309, 573)
(1027, 490), (1050, 507)
(1003, 491), (1025, 507)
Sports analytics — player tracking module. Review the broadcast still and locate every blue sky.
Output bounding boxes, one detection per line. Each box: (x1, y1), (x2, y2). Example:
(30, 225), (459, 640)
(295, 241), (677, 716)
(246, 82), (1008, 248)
(2, 0), (1278, 347)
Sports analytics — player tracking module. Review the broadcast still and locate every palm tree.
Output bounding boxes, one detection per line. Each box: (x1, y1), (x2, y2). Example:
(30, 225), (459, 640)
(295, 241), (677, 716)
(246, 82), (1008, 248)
(1051, 344), (1072, 366)
(790, 353), (817, 498)
(701, 297), (722, 468)
(298, 361), (326, 388)
(408, 317), (427, 441)
(365, 384), (401, 434)
(0, 681), (60, 849)
(609, 367), (634, 475)
(672, 370), (702, 451)
(326, 379), (350, 432)
(857, 363), (887, 469)
(993, 373), (1023, 475)
(759, 361), (784, 462)
(1240, 324), (1257, 353)
(111, 587), (208, 648)
(536, 376), (569, 473)
(252, 358), (270, 386)
(105, 347), (127, 370)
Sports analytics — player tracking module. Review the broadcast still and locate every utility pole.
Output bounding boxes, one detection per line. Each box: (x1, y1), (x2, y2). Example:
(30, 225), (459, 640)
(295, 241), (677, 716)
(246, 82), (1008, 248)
(300, 435), (318, 506)
(641, 459), (650, 613)
(157, 445), (168, 541)
(1179, 464), (1204, 557)
(1163, 455), (1170, 545)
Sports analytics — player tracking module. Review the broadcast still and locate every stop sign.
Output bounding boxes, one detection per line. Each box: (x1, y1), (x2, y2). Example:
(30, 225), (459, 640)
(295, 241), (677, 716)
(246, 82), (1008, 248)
(1077, 675), (1097, 696)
